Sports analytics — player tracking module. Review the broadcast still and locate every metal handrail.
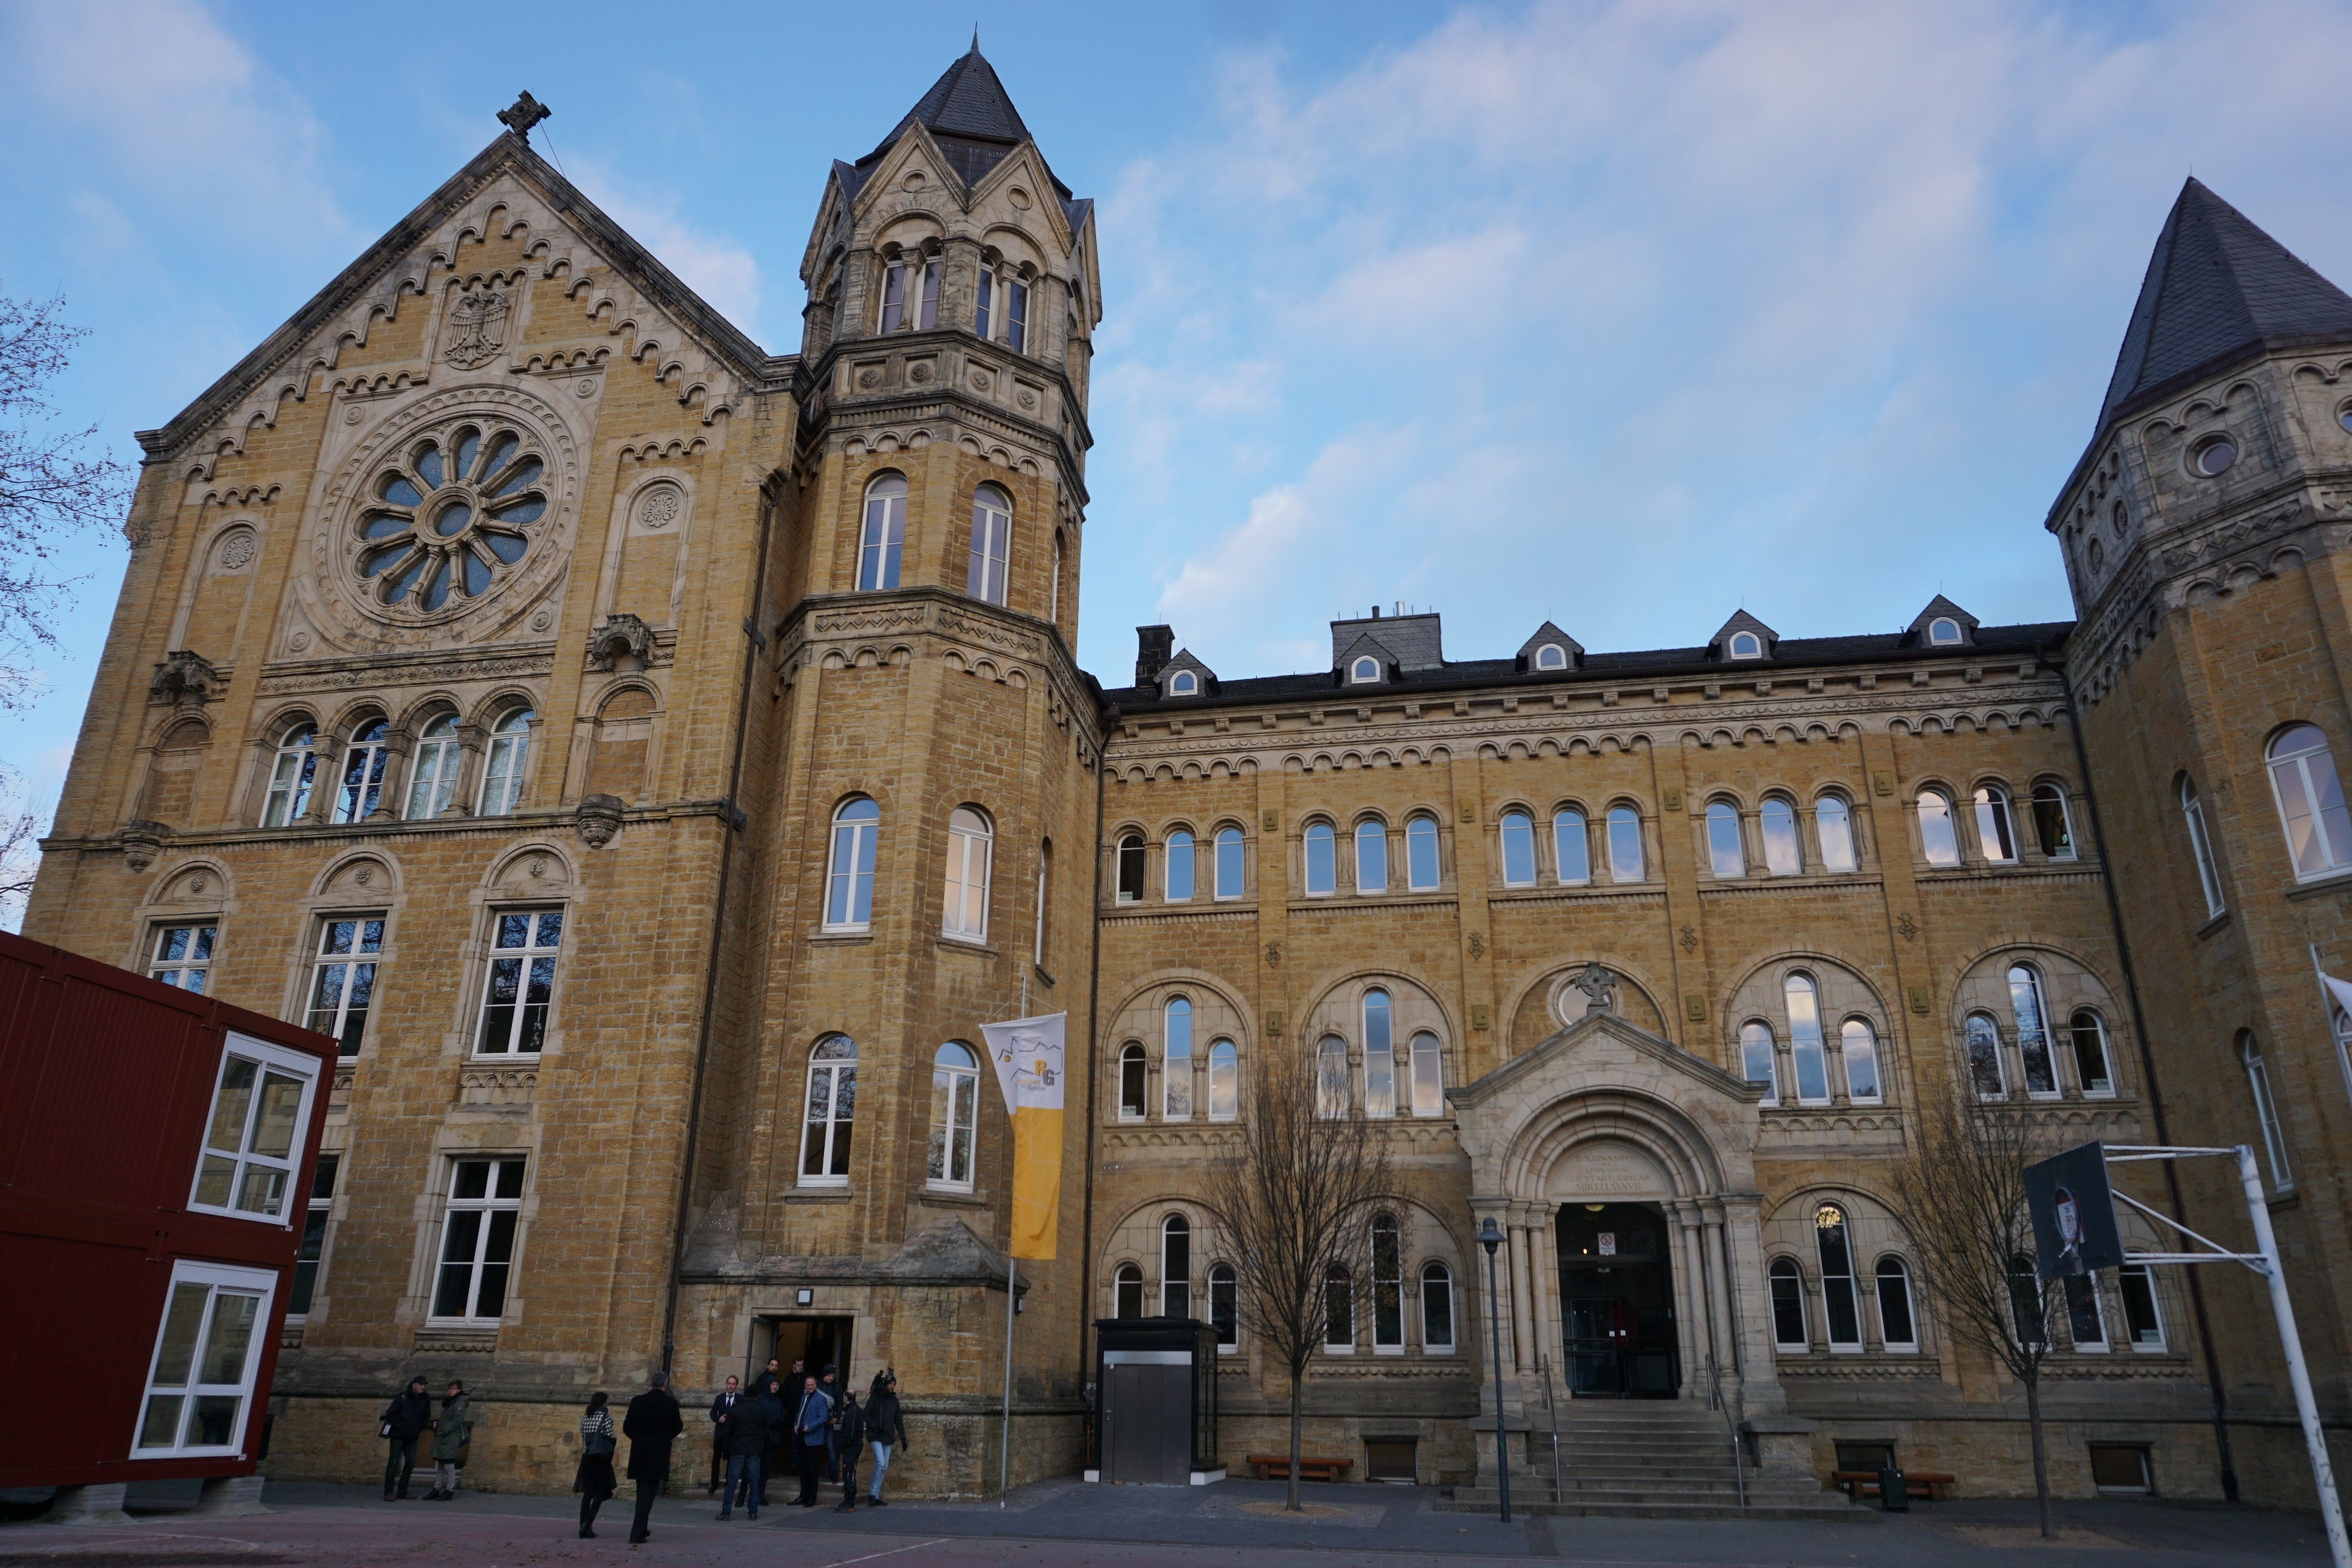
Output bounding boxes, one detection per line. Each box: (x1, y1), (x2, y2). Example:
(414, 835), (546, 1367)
(1706, 1356), (1747, 1509)
(1539, 1354), (1563, 1504)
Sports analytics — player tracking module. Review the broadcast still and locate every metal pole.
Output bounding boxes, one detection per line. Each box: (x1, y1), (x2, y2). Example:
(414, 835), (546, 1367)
(2238, 1144), (2350, 1568)
(1483, 1233), (1512, 1523)
(999, 1255), (1018, 1507)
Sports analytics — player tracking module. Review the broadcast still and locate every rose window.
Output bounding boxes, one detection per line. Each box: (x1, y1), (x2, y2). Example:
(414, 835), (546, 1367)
(357, 423), (549, 612)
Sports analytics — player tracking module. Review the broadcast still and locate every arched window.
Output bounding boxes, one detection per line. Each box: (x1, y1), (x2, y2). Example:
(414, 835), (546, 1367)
(1728, 630), (1762, 659)
(2119, 1264), (2165, 1348)
(1410, 1031), (1444, 1117)
(1034, 841), (1051, 966)
(2070, 1011), (2114, 1096)
(2180, 775), (2226, 919)
(1350, 655), (1381, 684)
(967, 485), (1011, 605)
(1420, 1261), (1455, 1352)
(876, 252), (939, 332)
(1167, 669), (1197, 696)
(1355, 818), (1388, 894)
(1554, 808), (1591, 884)
(2066, 1271), (2107, 1352)
(1214, 827), (1245, 900)
(1304, 821), (1336, 896)
(1323, 1264), (1354, 1350)
(1165, 829), (1194, 902)
(2241, 1032), (2292, 1191)
(1114, 1263), (1144, 1319)
(1758, 797), (1801, 877)
(1964, 1011), (2005, 1098)
(1916, 789), (1961, 866)
(1210, 1263), (1239, 1347)
(1208, 1039), (1237, 1120)
(2031, 782), (2076, 860)
(1050, 530), (1064, 624)
(1535, 643), (1568, 671)
(1371, 1214), (1403, 1349)
(1407, 814), (1442, 890)
(332, 719), (391, 824)
(1928, 616), (1963, 646)
(1116, 832), (1147, 905)
(479, 706), (532, 817)
(405, 713), (462, 818)
(1499, 810), (1536, 887)
(2267, 724), (2352, 877)
(1875, 1258), (1918, 1350)
(943, 807), (993, 940)
(1784, 975), (1830, 1105)
(1117, 1044), (1147, 1120)
(799, 1035), (856, 1184)
(1606, 806), (1644, 883)
(927, 1042), (978, 1189)
(1161, 1215), (1192, 1316)
(1316, 1036), (1349, 1119)
(263, 721), (318, 826)
(1363, 990), (1395, 1119)
(1706, 800), (1745, 878)
(1163, 997), (1193, 1120)
(1815, 1205), (1861, 1349)
(977, 266), (1029, 353)
(1973, 786), (2019, 863)
(2009, 1254), (2047, 1348)
(1768, 1257), (1808, 1350)
(858, 475), (906, 591)
(1740, 1021), (1779, 1105)
(1815, 795), (1857, 873)
(1840, 1018), (1881, 1103)
(2008, 965), (2056, 1097)
(825, 798), (880, 930)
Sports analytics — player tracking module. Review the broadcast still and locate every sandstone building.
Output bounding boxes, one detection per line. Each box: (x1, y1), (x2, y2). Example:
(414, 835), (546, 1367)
(24, 53), (2352, 1505)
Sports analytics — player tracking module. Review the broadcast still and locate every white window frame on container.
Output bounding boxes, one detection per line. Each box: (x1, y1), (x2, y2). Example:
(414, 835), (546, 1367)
(1419, 1261), (1455, 1352)
(290, 1152), (339, 1319)
(942, 806), (993, 941)
(330, 718), (392, 824)
(1499, 810), (1537, 887)
(150, 920), (219, 993)
(189, 1032), (321, 1224)
(800, 1034), (858, 1185)
(306, 914), (384, 1058)
(405, 712), (462, 818)
(1163, 997), (1193, 1120)
(132, 1259), (275, 1459)
(2267, 724), (2352, 880)
(967, 485), (1011, 606)
(1207, 1039), (1238, 1121)
(857, 476), (907, 592)
(927, 1041), (979, 1192)
(478, 706), (533, 817)
(262, 720), (319, 826)
(429, 1156), (526, 1323)
(2180, 775), (2226, 919)
(1214, 826), (1245, 900)
(826, 798), (880, 931)
(475, 909), (562, 1057)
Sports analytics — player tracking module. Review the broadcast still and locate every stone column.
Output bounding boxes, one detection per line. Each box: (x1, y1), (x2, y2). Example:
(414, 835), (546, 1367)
(1668, 1203), (1701, 1399)
(1704, 1205), (1740, 1399)
(1533, 1207), (1563, 1401)
(1507, 1212), (1535, 1379)
(1721, 1196), (1786, 1415)
(443, 721), (487, 818)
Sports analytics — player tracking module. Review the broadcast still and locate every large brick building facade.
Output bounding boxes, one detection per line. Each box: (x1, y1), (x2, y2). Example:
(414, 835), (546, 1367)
(24, 53), (2352, 1504)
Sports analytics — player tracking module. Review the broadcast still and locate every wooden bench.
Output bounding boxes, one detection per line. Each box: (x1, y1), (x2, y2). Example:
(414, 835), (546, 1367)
(1248, 1454), (1352, 1483)
(1832, 1469), (1955, 1502)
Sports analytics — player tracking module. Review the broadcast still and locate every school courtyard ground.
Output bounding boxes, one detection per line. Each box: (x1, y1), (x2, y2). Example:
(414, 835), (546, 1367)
(0, 1477), (2336, 1568)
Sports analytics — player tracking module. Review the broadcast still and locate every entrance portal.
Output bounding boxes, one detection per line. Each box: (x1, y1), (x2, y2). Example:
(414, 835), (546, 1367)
(753, 1316), (855, 1390)
(1556, 1202), (1677, 1398)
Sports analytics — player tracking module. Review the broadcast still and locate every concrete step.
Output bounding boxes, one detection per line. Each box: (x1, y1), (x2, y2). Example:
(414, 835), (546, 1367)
(1439, 1490), (1866, 1522)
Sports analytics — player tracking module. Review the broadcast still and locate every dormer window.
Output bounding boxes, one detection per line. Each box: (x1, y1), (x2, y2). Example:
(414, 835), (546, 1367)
(1534, 644), (1568, 671)
(1928, 617), (1962, 646)
(1351, 656), (1381, 684)
(1168, 670), (1198, 697)
(1727, 631), (1763, 660)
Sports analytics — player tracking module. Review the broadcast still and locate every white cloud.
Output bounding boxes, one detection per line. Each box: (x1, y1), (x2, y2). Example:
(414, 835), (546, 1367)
(562, 157), (765, 341)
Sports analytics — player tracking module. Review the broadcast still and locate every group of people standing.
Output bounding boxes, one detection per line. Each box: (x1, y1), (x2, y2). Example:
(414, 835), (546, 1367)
(376, 1377), (472, 1503)
(706, 1356), (911, 1518)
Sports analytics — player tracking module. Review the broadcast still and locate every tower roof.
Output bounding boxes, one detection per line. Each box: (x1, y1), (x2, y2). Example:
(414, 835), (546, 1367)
(2099, 178), (2352, 426)
(857, 45), (1054, 193)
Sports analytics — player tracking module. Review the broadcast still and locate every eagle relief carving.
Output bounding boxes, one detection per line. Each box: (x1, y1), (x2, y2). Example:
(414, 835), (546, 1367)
(445, 290), (511, 368)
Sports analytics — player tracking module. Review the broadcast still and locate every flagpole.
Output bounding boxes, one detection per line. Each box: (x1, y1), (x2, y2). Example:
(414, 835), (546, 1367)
(2313, 946), (2352, 1107)
(1000, 1254), (1017, 1507)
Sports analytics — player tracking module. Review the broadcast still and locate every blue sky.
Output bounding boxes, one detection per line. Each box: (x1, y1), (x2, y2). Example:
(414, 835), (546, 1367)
(7, 0), (2352, 829)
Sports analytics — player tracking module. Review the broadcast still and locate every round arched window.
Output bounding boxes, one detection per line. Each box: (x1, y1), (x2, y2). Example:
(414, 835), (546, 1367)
(357, 421), (549, 612)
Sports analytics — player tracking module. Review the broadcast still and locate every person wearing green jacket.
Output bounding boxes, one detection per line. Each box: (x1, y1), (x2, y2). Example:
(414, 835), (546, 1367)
(426, 1381), (471, 1500)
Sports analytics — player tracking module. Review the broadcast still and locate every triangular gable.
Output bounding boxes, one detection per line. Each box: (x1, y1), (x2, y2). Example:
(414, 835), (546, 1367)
(1334, 630), (1397, 683)
(1707, 609), (1778, 661)
(1904, 594), (1978, 648)
(1517, 620), (1583, 671)
(1453, 1008), (1761, 1110)
(1157, 648), (1216, 698)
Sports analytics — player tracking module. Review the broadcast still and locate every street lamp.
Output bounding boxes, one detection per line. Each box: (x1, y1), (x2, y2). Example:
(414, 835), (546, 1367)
(1477, 1215), (1512, 1524)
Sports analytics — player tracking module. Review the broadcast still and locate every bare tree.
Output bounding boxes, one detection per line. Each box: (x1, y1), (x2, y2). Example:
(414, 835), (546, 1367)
(0, 766), (46, 932)
(1, 289), (134, 710)
(1888, 1090), (2062, 1537)
(1203, 1044), (1391, 1512)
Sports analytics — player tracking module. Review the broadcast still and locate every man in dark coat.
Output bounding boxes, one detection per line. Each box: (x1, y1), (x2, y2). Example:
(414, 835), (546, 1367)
(750, 1356), (797, 1508)
(865, 1370), (910, 1505)
(379, 1376), (432, 1500)
(817, 1364), (843, 1481)
(717, 1376), (773, 1520)
(831, 1390), (867, 1512)
(622, 1370), (684, 1544)
(706, 1376), (741, 1497)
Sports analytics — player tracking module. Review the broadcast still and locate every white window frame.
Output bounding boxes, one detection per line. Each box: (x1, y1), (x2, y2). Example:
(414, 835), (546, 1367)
(1167, 669), (1197, 696)
(188, 1032), (322, 1225)
(877, 259), (909, 332)
(478, 707), (533, 817)
(2031, 781), (2078, 861)
(2242, 1033), (2292, 1192)
(305, 913), (384, 1058)
(1728, 630), (1762, 659)
(2069, 1010), (2116, 1098)
(1164, 828), (1194, 903)
(132, 1260), (276, 1459)
(1409, 1030), (1444, 1118)
(1322, 1265), (1356, 1353)
(2009, 964), (2060, 1099)
(1760, 797), (1802, 877)
(1917, 789), (1962, 866)
(1304, 821), (1336, 897)
(1419, 1261), (1456, 1353)
(1874, 1255), (1918, 1352)
(2181, 775), (2226, 919)
(1363, 989), (1395, 1120)
(858, 476), (907, 592)
(1210, 1262), (1240, 1351)
(1785, 974), (1832, 1106)
(1740, 1021), (1780, 1106)
(1354, 818), (1389, 894)
(150, 920), (219, 993)
(967, 486), (1011, 606)
(800, 1035), (858, 1187)
(1160, 1215), (1191, 1317)
(1350, 655), (1380, 684)
(405, 713), (462, 818)
(927, 1041), (978, 1192)
(1606, 806), (1645, 883)
(2065, 1272), (2109, 1353)
(290, 1152), (339, 1320)
(1116, 833), (1145, 905)
(1117, 1043), (1148, 1122)
(826, 798), (880, 931)
(1928, 616), (1962, 645)
(1767, 1257), (1809, 1351)
(2270, 724), (2352, 880)
(943, 807), (993, 941)
(1316, 1036), (1349, 1119)
(1034, 846), (1051, 967)
(1534, 643), (1568, 670)
(1706, 800), (1746, 879)
(1498, 811), (1536, 887)
(1163, 997), (1193, 1120)
(1814, 1205), (1863, 1352)
(330, 719), (392, 824)
(1207, 1038), (1238, 1121)
(2118, 1263), (2168, 1351)
(1112, 1263), (1144, 1319)
(1214, 826), (1245, 901)
(1371, 1214), (1405, 1353)
(1964, 1011), (2007, 1099)
(428, 1155), (527, 1323)
(917, 256), (941, 329)
(474, 908), (563, 1058)
(262, 723), (318, 826)
(1553, 808), (1590, 884)
(1973, 784), (2020, 864)
(1815, 794), (1858, 873)
(1839, 1018), (1882, 1104)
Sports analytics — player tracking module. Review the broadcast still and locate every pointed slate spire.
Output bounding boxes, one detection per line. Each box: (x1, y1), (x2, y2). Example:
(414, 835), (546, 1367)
(2100, 179), (2352, 426)
(869, 44), (1031, 162)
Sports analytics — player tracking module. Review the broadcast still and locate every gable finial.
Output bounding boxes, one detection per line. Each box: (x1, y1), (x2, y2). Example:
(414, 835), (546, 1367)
(498, 91), (552, 143)
(972, 23), (980, 51)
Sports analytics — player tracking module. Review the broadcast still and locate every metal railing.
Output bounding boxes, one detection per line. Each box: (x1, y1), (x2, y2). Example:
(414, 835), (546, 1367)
(1705, 1356), (1747, 1509)
(1538, 1354), (1563, 1504)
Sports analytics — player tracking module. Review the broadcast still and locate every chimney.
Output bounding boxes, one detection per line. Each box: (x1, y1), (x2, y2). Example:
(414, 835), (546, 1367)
(1135, 625), (1174, 686)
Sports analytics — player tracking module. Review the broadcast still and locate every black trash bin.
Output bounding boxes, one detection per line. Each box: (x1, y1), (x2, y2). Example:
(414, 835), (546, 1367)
(1878, 1464), (1909, 1512)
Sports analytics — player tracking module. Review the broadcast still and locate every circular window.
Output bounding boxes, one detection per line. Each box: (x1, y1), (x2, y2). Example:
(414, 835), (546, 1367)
(2190, 435), (2237, 477)
(355, 422), (550, 612)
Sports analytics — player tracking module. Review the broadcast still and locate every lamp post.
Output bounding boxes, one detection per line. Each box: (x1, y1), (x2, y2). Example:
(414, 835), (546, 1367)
(1478, 1215), (1512, 1524)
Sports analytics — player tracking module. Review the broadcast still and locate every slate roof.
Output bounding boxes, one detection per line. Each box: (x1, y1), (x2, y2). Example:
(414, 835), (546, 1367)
(852, 46), (1077, 212)
(1329, 612), (1443, 670)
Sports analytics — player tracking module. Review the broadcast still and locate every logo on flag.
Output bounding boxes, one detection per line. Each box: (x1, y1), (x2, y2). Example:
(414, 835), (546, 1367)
(979, 1012), (1066, 1260)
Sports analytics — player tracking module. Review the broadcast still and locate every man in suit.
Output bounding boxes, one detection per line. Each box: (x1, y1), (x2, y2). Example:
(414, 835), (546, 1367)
(622, 1370), (684, 1544)
(706, 1375), (740, 1498)
(793, 1374), (833, 1506)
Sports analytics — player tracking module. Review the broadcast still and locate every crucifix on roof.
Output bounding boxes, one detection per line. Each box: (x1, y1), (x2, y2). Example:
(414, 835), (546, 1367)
(498, 91), (552, 142)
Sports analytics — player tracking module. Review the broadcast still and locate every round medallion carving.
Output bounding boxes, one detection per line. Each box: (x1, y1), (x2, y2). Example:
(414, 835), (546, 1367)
(289, 630), (312, 652)
(970, 372), (991, 392)
(909, 363), (932, 384)
(575, 378), (597, 398)
(858, 368), (882, 389)
(344, 405), (365, 425)
(1018, 390), (1037, 410)
(530, 608), (554, 633)
(190, 875), (209, 895)
(216, 530), (257, 571)
(636, 484), (684, 530)
(354, 866), (374, 886)
(528, 856), (546, 880)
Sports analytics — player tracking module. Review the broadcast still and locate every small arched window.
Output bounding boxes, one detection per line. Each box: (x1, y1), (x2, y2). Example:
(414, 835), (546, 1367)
(1350, 655), (1381, 684)
(1964, 1011), (2005, 1098)
(1758, 797), (1802, 877)
(1606, 806), (1645, 883)
(1371, 1214), (1403, 1349)
(1420, 1261), (1455, 1352)
(1161, 1215), (1192, 1316)
(826, 797), (880, 930)
(1114, 1263), (1144, 1319)
(1167, 669), (1197, 697)
(1163, 997), (1193, 1120)
(1410, 1031), (1444, 1118)
(1050, 530), (1065, 624)
(1815, 795), (1857, 873)
(2241, 1032), (2292, 1191)
(800, 1034), (857, 1184)
(263, 720), (319, 826)
(858, 475), (907, 591)
(1535, 643), (1568, 670)
(1706, 800), (1744, 878)
(1840, 1018), (1881, 1103)
(1117, 1043), (1147, 1120)
(1165, 829), (1195, 902)
(1355, 818), (1389, 894)
(1499, 810), (1536, 887)
(1034, 840), (1051, 966)
(1740, 1021), (1779, 1105)
(2008, 964), (2056, 1097)
(1214, 827), (1245, 900)
(479, 706), (533, 817)
(1916, 789), (1961, 866)
(1210, 1262), (1239, 1347)
(1406, 815), (1441, 890)
(1322, 1264), (1355, 1350)
(967, 485), (1011, 605)
(1973, 786), (2019, 864)
(1116, 833), (1145, 904)
(1316, 1036), (1349, 1119)
(405, 713), (462, 819)
(332, 719), (391, 824)
(1928, 616), (1963, 646)
(1362, 990), (1395, 1120)
(2267, 724), (2352, 878)
(1815, 1205), (1861, 1349)
(1207, 1040), (1237, 1120)
(1304, 821), (1337, 896)
(1768, 1257), (1808, 1350)
(1728, 630), (1763, 659)
(1875, 1257), (1918, 1350)
(943, 807), (993, 940)
(2070, 1010), (2114, 1097)
(1784, 974), (1830, 1105)
(2031, 782), (2076, 860)
(2180, 775), (2226, 919)
(1554, 808), (1590, 884)
(927, 1042), (978, 1189)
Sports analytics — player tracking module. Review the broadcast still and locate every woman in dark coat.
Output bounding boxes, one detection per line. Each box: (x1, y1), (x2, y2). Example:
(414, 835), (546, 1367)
(574, 1391), (617, 1538)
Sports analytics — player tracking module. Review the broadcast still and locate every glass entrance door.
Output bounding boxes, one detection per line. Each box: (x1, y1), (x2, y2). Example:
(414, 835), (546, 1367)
(1556, 1202), (1678, 1398)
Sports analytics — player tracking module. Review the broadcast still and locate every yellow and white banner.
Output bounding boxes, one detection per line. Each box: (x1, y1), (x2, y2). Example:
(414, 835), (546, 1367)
(980, 1011), (1066, 1260)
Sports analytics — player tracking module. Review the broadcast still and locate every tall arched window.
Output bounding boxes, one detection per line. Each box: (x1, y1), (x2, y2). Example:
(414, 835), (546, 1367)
(262, 720), (318, 826)
(1406, 815), (1442, 890)
(479, 706), (532, 817)
(1760, 797), (1802, 877)
(1304, 821), (1336, 896)
(1316, 1036), (1349, 1119)
(2008, 965), (2056, 1097)
(1815, 795), (1857, 873)
(2009, 1254), (2047, 1348)
(405, 713), (462, 818)
(1118, 1043), (1147, 1120)
(1164, 829), (1194, 902)
(1410, 1031), (1444, 1117)
(1740, 1021), (1779, 1105)
(2031, 782), (2076, 860)
(1363, 990), (1395, 1119)
(1163, 997), (1193, 1120)
(1499, 811), (1536, 887)
(1114, 1264), (1144, 1319)
(2071, 1011), (2114, 1096)
(943, 807), (993, 940)
(1768, 1257), (1808, 1349)
(1371, 1214), (1403, 1350)
(2241, 1032), (2292, 1191)
(1554, 808), (1591, 884)
(1707, 800), (1745, 878)
(826, 797), (880, 930)
(1214, 827), (1245, 900)
(1355, 818), (1388, 893)
(1815, 1204), (1861, 1349)
(1161, 1215), (1191, 1317)
(1973, 785), (2019, 863)
(2267, 724), (2352, 877)
(927, 1042), (978, 1189)
(1050, 529), (1064, 624)
(1116, 833), (1145, 904)
(1607, 806), (1645, 883)
(967, 485), (1011, 604)
(799, 1035), (856, 1185)
(1210, 1263), (1239, 1347)
(1784, 975), (1830, 1105)
(1964, 1011), (2005, 1098)
(1322, 1265), (1354, 1350)
(1207, 1040), (1237, 1120)
(1917, 789), (1961, 866)
(1840, 1018), (1882, 1103)
(1034, 841), (1051, 966)
(1420, 1261), (1455, 1351)
(1876, 1258), (1918, 1350)
(332, 719), (390, 823)
(2180, 775), (2226, 918)
(858, 475), (906, 591)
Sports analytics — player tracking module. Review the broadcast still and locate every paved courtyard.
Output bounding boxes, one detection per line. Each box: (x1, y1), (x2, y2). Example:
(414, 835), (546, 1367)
(0, 1477), (2336, 1568)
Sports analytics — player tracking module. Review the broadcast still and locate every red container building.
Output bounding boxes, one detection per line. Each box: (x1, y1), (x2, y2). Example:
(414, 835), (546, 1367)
(0, 928), (333, 1512)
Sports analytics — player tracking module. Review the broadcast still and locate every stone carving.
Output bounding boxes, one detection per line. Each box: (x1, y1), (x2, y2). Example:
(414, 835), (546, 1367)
(216, 530), (257, 571)
(148, 650), (222, 707)
(445, 290), (511, 368)
(1679, 922), (1699, 953)
(575, 793), (625, 849)
(495, 89), (552, 141)
(1569, 961), (1619, 1015)
(586, 612), (657, 670)
(636, 484), (683, 530)
(119, 822), (168, 873)
(258, 648), (554, 697)
(575, 378), (596, 398)
(530, 608), (554, 633)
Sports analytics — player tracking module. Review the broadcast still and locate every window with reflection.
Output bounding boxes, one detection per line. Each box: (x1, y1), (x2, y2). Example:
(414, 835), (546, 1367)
(2242, 1032), (2292, 1191)
(1784, 975), (1831, 1104)
(1215, 827), (1245, 899)
(2267, 724), (2352, 878)
(263, 722), (319, 826)
(2070, 1011), (2114, 1096)
(1410, 1031), (1444, 1117)
(1815, 1205), (1861, 1349)
(1116, 833), (1145, 904)
(1164, 829), (1194, 902)
(1815, 795), (1857, 873)
(1114, 1263), (1144, 1319)
(967, 485), (1011, 606)
(1928, 616), (1962, 646)
(2032, 782), (2076, 860)
(1163, 997), (1193, 1120)
(480, 707), (532, 817)
(2119, 1264), (2165, 1348)
(1421, 1261), (1455, 1351)
(1769, 1258), (1808, 1349)
(405, 713), (461, 818)
(2067, 1272), (2107, 1352)
(1607, 807), (1644, 882)
(1761, 797), (1802, 876)
(858, 476), (906, 591)
(1351, 655), (1381, 684)
(1210, 1262), (1239, 1347)
(1707, 801), (1745, 878)
(1535, 644), (1569, 670)
(1355, 819), (1388, 894)
(1840, 1018), (1881, 1102)
(1363, 990), (1396, 1119)
(2010, 1254), (2047, 1348)
(1316, 1036), (1349, 1119)
(1728, 630), (1763, 659)
(800, 1035), (857, 1184)
(1167, 669), (1196, 696)
(1323, 1265), (1354, 1350)
(1118, 1044), (1146, 1120)
(928, 1042), (978, 1189)
(1407, 815), (1441, 890)
(1876, 1257), (1917, 1350)
(2009, 965), (2056, 1096)
(2180, 775), (2225, 918)
(1974, 786), (2019, 863)
(1498, 810), (1535, 887)
(1554, 808), (1591, 884)
(1740, 1021), (1779, 1105)
(1916, 790), (1960, 866)
(1161, 1215), (1191, 1317)
(1371, 1214), (1404, 1350)
(1304, 821), (1336, 896)
(1208, 1039), (1237, 1120)
(942, 807), (993, 940)
(826, 798), (880, 930)
(332, 720), (391, 824)
(1964, 1011), (2005, 1098)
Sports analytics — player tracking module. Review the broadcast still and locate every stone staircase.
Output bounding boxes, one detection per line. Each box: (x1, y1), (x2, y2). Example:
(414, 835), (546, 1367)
(1436, 1402), (1864, 1520)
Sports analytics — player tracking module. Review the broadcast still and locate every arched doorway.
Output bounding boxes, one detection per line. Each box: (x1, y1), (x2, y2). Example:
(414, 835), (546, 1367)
(1557, 1200), (1678, 1397)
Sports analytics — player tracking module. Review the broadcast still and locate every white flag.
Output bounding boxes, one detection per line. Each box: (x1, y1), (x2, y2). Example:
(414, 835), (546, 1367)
(979, 1012), (1066, 1112)
(978, 1012), (1067, 1259)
